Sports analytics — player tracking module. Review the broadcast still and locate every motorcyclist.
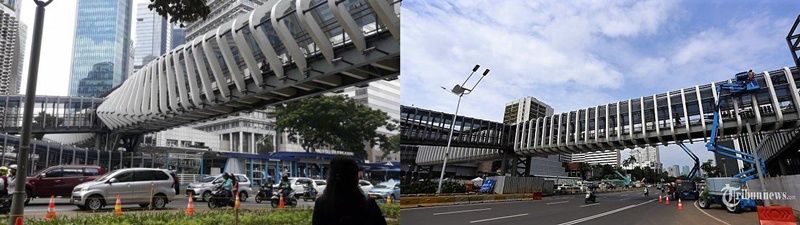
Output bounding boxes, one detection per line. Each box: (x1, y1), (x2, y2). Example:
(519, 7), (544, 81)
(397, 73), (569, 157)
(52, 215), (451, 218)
(8, 165), (17, 180)
(279, 174), (292, 199)
(643, 186), (649, 196)
(221, 173), (234, 199)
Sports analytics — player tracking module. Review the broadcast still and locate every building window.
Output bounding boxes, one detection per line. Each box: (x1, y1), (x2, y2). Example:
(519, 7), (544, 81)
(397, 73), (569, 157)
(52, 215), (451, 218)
(166, 139), (178, 146)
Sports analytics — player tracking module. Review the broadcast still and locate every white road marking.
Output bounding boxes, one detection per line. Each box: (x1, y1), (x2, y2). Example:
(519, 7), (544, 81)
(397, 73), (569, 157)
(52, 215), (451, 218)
(694, 201), (732, 225)
(557, 199), (656, 225)
(579, 203), (600, 207)
(433, 208), (492, 215)
(401, 200), (531, 211)
(546, 201), (569, 205)
(469, 213), (529, 223)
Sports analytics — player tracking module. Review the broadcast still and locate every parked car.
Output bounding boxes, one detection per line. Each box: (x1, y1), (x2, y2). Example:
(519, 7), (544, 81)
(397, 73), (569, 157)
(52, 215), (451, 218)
(71, 168), (178, 211)
(273, 177), (314, 197)
(312, 179), (327, 194)
(359, 180), (374, 193)
(367, 180), (399, 202)
(25, 165), (106, 204)
(185, 173), (253, 202)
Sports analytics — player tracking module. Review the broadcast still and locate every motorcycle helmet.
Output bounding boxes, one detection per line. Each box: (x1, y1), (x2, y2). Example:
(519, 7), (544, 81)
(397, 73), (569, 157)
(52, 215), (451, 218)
(0, 167), (8, 176)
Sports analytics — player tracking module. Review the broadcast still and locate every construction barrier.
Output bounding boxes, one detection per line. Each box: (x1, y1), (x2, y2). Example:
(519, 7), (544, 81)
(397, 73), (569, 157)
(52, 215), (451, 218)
(400, 193), (536, 208)
(757, 206), (797, 225)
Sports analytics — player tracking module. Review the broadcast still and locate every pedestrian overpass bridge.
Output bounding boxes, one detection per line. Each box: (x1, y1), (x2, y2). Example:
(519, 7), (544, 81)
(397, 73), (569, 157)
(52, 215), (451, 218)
(96, 0), (400, 133)
(406, 67), (800, 172)
(0, 95), (106, 134)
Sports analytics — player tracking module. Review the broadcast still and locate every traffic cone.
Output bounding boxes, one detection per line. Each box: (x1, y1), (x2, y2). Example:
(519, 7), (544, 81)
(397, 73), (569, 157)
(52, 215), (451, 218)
(658, 195), (662, 203)
(14, 217), (22, 225)
(185, 192), (194, 216)
(677, 198), (684, 210)
(664, 196), (670, 205)
(44, 195), (56, 220)
(278, 193), (285, 208)
(114, 194), (122, 216)
(234, 192), (241, 210)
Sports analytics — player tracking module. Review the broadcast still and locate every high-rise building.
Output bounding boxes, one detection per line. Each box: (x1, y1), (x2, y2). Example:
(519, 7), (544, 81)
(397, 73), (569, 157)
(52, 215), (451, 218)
(338, 79), (401, 163)
(183, 0), (264, 40)
(68, 0), (133, 97)
(622, 146), (662, 171)
(530, 155), (567, 176)
(571, 150), (620, 166)
(503, 96), (554, 125)
(169, 25), (186, 49)
(0, 0), (24, 95)
(667, 165), (680, 177)
(681, 165), (690, 176)
(133, 2), (168, 70)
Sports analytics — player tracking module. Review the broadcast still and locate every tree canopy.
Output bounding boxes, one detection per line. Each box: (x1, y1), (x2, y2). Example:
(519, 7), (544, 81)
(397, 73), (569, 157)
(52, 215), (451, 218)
(274, 95), (397, 158)
(148, 0), (211, 26)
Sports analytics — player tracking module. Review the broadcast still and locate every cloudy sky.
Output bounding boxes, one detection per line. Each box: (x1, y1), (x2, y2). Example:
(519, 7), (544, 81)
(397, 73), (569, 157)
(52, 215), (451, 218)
(401, 0), (800, 169)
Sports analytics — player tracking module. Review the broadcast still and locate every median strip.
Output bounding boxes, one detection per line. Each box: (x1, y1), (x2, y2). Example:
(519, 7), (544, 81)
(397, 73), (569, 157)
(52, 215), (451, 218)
(546, 201), (569, 205)
(433, 208), (492, 215)
(557, 199), (656, 225)
(469, 213), (529, 223)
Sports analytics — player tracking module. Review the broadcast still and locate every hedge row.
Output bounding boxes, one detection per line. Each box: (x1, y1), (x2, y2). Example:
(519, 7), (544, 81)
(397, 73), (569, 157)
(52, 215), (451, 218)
(400, 180), (466, 194)
(16, 204), (399, 225)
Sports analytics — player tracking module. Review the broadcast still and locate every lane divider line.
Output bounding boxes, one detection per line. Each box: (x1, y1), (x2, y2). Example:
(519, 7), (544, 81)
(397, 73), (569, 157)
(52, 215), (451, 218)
(469, 213), (529, 223)
(557, 199), (656, 225)
(547, 201), (569, 205)
(433, 208), (492, 215)
(580, 203), (600, 208)
(693, 201), (731, 225)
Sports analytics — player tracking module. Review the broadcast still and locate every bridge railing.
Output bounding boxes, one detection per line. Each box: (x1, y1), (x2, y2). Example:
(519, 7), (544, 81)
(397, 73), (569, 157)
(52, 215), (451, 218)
(0, 95), (106, 134)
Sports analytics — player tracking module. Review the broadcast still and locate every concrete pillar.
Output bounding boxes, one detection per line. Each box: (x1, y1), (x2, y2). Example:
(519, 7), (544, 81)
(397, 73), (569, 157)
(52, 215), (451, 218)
(45, 145), (49, 168)
(72, 148), (76, 164)
(251, 133), (255, 154)
(239, 131), (244, 153)
(84, 147), (88, 165)
(228, 133), (233, 152)
(59, 147), (63, 165)
(1, 135), (6, 166)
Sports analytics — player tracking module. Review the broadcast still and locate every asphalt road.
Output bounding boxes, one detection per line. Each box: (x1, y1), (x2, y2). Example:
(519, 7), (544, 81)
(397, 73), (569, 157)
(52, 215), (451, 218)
(18, 195), (316, 218)
(401, 189), (759, 225)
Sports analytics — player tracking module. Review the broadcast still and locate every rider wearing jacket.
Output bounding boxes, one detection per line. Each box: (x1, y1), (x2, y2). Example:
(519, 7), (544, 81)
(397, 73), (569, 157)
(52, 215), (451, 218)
(279, 174), (292, 198)
(222, 173), (234, 198)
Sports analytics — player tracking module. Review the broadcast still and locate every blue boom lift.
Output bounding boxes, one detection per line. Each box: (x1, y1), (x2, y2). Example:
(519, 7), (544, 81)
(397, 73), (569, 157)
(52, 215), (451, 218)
(697, 70), (764, 212)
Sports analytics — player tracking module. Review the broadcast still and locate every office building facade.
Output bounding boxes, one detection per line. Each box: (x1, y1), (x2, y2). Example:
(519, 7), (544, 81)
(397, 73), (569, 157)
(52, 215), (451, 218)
(183, 0), (264, 40)
(133, 2), (167, 70)
(69, 0), (133, 97)
(570, 150), (620, 166)
(503, 96), (554, 125)
(338, 79), (401, 163)
(623, 146), (662, 171)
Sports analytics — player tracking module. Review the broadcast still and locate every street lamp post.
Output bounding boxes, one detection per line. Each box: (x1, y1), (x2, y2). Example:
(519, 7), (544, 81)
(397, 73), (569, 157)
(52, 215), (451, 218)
(9, 1), (52, 224)
(436, 65), (490, 195)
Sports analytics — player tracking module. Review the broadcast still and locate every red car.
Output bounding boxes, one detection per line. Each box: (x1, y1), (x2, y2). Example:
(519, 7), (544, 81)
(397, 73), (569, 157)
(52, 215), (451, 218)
(24, 165), (106, 203)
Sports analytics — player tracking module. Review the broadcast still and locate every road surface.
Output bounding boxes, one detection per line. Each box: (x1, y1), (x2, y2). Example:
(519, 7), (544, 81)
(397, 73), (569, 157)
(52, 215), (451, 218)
(401, 189), (758, 225)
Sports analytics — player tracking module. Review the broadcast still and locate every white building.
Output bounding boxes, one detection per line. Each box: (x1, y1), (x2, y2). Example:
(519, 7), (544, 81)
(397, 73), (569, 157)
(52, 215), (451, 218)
(503, 96), (554, 125)
(622, 146), (662, 171)
(0, 0), (24, 95)
(146, 127), (219, 151)
(570, 150), (620, 166)
(337, 79), (400, 163)
(183, 0), (264, 40)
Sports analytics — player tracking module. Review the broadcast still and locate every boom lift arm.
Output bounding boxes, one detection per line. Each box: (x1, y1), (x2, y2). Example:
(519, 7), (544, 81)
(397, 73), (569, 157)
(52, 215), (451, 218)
(676, 142), (699, 179)
(705, 71), (766, 183)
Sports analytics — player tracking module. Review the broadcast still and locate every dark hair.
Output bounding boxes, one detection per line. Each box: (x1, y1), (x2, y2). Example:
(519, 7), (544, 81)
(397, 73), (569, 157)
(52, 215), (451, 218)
(320, 157), (367, 217)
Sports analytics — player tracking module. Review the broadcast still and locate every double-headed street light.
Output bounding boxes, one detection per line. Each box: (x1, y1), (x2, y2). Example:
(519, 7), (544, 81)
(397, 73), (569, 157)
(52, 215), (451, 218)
(436, 65), (490, 195)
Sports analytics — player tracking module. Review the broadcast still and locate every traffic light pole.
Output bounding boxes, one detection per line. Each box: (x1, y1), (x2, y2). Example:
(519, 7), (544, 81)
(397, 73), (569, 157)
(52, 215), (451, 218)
(8, 1), (52, 224)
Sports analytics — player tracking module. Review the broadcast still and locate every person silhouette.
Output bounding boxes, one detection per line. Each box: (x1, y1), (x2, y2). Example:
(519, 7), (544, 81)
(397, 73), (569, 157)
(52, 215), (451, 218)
(312, 157), (386, 225)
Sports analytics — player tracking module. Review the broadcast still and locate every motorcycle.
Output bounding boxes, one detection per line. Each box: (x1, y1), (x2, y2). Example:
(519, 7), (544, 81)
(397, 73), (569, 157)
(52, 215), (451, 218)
(643, 187), (649, 196)
(584, 190), (597, 204)
(302, 183), (317, 202)
(207, 184), (235, 209)
(255, 185), (273, 203)
(270, 188), (298, 208)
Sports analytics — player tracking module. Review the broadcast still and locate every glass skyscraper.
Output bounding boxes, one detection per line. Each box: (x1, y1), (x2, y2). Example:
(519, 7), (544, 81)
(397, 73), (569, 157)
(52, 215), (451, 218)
(68, 0), (132, 97)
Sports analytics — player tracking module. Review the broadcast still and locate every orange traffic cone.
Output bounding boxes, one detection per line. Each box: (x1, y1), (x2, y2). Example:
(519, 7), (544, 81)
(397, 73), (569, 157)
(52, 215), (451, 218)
(234, 192), (241, 210)
(44, 195), (56, 220)
(677, 198), (684, 210)
(658, 195), (662, 203)
(664, 196), (670, 205)
(278, 193), (285, 208)
(14, 217), (22, 225)
(185, 192), (194, 216)
(114, 194), (122, 216)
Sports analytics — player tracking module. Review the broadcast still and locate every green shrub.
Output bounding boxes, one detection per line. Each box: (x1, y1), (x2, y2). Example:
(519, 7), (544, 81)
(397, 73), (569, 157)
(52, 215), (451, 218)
(400, 180), (466, 194)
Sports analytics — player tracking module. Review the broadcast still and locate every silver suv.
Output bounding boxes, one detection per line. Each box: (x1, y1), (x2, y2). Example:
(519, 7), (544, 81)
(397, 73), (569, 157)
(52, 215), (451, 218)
(71, 168), (178, 211)
(186, 173), (253, 202)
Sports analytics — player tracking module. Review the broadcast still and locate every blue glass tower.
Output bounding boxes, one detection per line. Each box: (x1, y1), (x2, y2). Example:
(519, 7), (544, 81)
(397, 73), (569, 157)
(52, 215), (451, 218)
(68, 0), (132, 97)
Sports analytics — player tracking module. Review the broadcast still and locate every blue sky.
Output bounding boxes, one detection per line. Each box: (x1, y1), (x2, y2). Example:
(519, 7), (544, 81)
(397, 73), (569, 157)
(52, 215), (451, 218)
(400, 0), (800, 169)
